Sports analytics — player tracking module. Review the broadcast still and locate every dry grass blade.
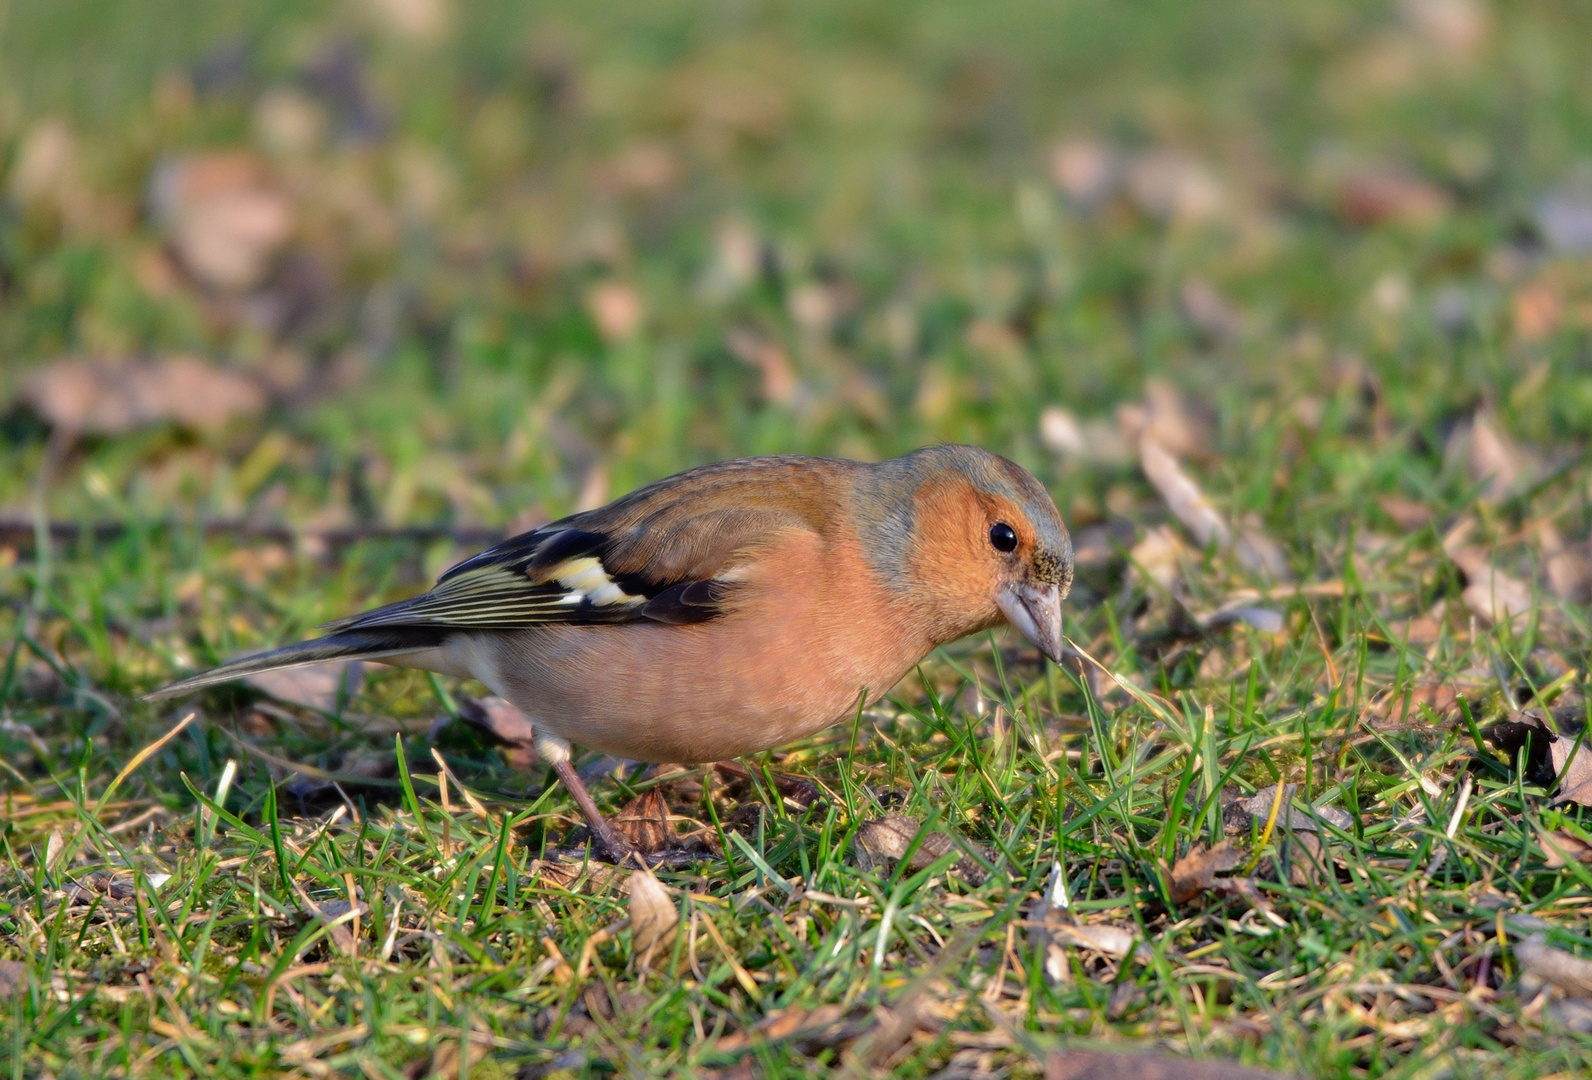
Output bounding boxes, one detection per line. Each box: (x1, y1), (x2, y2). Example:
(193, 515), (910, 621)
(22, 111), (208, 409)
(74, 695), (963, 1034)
(94, 712), (196, 816)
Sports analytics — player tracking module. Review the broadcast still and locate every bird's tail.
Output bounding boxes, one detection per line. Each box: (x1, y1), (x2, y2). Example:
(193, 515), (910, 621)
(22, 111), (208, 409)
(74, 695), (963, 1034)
(141, 628), (448, 700)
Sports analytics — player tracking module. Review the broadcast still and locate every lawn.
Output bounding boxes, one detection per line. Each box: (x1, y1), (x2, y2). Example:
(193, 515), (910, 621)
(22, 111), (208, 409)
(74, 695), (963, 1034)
(4, 0), (1592, 1076)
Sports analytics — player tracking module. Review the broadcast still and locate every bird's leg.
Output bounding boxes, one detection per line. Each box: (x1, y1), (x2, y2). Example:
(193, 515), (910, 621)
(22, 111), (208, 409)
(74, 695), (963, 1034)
(535, 734), (636, 863)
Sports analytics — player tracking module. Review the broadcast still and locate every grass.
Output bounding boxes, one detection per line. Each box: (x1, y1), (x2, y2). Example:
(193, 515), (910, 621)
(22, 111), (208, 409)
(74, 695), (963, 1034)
(5, 0), (1592, 1075)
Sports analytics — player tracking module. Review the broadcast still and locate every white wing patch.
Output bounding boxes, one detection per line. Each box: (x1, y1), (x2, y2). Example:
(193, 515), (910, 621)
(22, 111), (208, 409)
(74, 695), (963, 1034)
(546, 556), (636, 608)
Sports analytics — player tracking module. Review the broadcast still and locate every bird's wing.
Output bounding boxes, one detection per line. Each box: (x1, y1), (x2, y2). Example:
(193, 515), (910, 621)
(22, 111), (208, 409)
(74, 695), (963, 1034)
(324, 456), (851, 632)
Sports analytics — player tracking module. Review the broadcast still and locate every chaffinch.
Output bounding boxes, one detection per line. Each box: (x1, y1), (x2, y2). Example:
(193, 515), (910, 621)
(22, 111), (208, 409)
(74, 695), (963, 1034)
(149, 444), (1073, 859)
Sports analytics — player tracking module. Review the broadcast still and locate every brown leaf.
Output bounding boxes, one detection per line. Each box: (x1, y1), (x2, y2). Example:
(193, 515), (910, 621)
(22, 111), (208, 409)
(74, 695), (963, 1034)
(726, 327), (799, 406)
(628, 869), (678, 969)
(613, 789), (675, 855)
(1464, 412), (1536, 501)
(1549, 732), (1592, 808)
(853, 815), (989, 885)
(1169, 841), (1240, 904)
(0, 960), (26, 998)
(1538, 828), (1592, 869)
(1180, 278), (1244, 341)
(1513, 281), (1564, 342)
(298, 895), (370, 956)
(1487, 710), (1592, 805)
(1048, 1049), (1299, 1080)
(149, 152), (294, 291)
(1140, 435), (1229, 549)
(1124, 150), (1225, 223)
(1536, 523), (1591, 602)
(1378, 495), (1433, 531)
(712, 1004), (854, 1054)
(1049, 138), (1121, 205)
(21, 356), (266, 436)
(1119, 378), (1213, 460)
(1047, 923), (1150, 962)
(1364, 680), (1468, 729)
(1226, 784), (1352, 832)
(586, 281), (643, 343)
(1335, 168), (1451, 227)
(1517, 935), (1592, 997)
(1443, 529), (1535, 626)
(1402, 0), (1492, 58)
(1140, 438), (1289, 581)
(245, 661), (363, 713)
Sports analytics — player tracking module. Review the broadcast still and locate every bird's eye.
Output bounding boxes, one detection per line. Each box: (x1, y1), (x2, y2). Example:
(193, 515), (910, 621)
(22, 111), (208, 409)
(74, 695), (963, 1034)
(989, 522), (1018, 553)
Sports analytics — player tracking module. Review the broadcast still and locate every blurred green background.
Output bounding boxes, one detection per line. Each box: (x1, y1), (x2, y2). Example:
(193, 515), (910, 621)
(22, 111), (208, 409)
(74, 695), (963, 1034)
(3, 0), (1589, 543)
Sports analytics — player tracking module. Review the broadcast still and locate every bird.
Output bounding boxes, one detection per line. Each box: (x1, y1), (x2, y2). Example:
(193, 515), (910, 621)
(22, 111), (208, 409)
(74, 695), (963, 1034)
(146, 444), (1073, 860)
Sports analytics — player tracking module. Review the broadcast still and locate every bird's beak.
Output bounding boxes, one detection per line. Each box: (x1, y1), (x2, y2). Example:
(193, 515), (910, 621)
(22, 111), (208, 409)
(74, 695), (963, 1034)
(996, 581), (1065, 664)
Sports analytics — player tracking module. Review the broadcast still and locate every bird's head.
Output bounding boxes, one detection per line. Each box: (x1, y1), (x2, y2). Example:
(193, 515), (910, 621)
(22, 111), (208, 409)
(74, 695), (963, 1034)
(857, 445), (1073, 662)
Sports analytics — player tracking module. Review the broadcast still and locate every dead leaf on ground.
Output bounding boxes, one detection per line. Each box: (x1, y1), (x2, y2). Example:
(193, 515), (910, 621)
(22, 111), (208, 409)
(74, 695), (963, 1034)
(1513, 281), (1564, 342)
(1378, 495), (1433, 531)
(1049, 138), (1121, 205)
(0, 961), (27, 998)
(726, 327), (799, 406)
(1517, 935), (1592, 997)
(1226, 784), (1353, 833)
(1169, 841), (1240, 904)
(613, 789), (675, 855)
(1124, 149), (1226, 224)
(1538, 828), (1592, 869)
(586, 281), (643, 343)
(1401, 0), (1492, 59)
(1141, 435), (1228, 549)
(1196, 603), (1285, 635)
(1364, 680), (1469, 729)
(245, 661), (364, 713)
(1130, 525), (1191, 593)
(1458, 411), (1537, 501)
(1140, 437), (1290, 580)
(1487, 710), (1592, 806)
(1443, 527), (1536, 627)
(711, 1003), (857, 1054)
(1118, 378), (1213, 460)
(1536, 523), (1591, 602)
(148, 151), (295, 291)
(628, 869), (678, 969)
(530, 856), (631, 896)
(21, 356), (267, 436)
(1047, 923), (1151, 963)
(1047, 1049), (1299, 1080)
(298, 895), (370, 955)
(1335, 167), (1451, 227)
(1537, 189), (1592, 255)
(853, 815), (990, 885)
(1180, 278), (1244, 341)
